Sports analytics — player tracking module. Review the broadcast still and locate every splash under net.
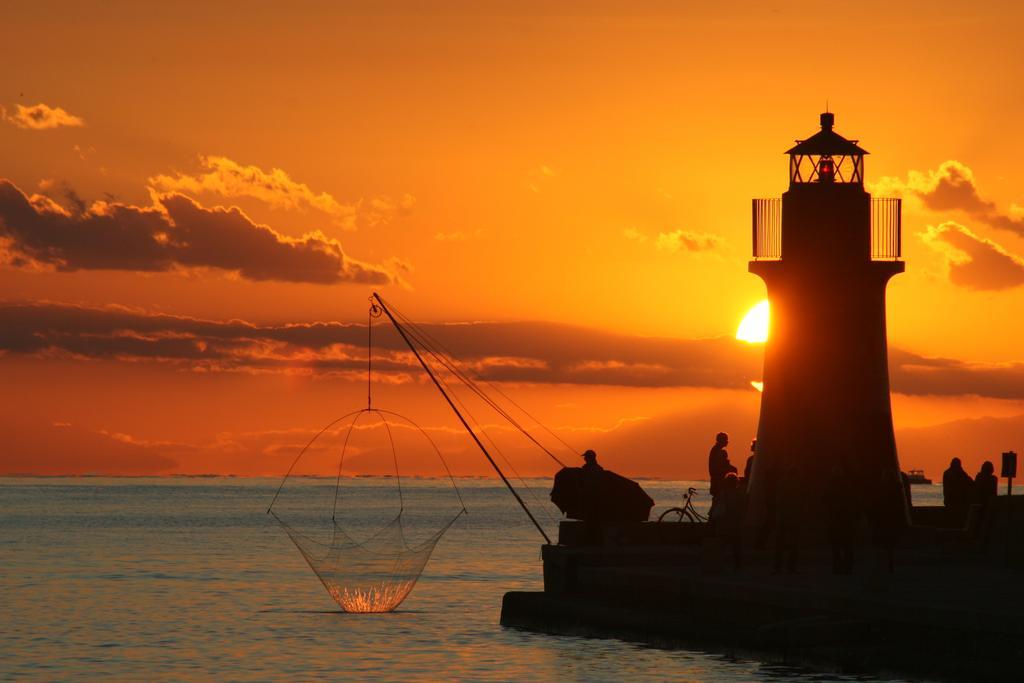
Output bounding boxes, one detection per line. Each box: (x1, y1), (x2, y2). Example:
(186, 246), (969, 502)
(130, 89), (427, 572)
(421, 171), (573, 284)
(268, 408), (465, 613)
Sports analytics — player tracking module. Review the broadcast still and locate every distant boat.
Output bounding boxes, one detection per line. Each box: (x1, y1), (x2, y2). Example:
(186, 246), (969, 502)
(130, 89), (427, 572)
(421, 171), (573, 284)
(906, 469), (932, 485)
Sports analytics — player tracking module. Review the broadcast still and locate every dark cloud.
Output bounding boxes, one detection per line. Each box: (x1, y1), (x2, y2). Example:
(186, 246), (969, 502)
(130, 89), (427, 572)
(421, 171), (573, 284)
(889, 349), (1024, 400)
(922, 222), (1024, 291)
(0, 179), (394, 284)
(0, 301), (761, 388)
(1, 301), (1021, 399)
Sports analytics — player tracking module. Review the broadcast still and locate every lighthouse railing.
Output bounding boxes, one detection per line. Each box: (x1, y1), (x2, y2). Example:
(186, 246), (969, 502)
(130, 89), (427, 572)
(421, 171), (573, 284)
(871, 198), (902, 260)
(751, 198), (782, 259)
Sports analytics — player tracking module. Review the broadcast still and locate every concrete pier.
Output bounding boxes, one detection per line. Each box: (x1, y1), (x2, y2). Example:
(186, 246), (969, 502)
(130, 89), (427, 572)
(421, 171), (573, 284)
(501, 502), (1024, 681)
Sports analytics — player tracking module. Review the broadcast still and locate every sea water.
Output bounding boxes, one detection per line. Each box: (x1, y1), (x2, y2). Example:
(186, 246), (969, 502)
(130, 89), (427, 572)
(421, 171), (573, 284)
(0, 477), (933, 681)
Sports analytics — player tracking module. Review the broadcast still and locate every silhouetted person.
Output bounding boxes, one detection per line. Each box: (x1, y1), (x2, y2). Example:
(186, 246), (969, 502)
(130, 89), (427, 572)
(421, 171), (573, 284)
(973, 461), (998, 547)
(710, 472), (746, 568)
(581, 449), (603, 473)
(743, 439), (756, 490)
(579, 449), (604, 525)
(974, 461), (997, 503)
(773, 463), (803, 574)
(824, 465), (857, 574)
(943, 457), (973, 525)
(708, 432), (737, 518)
(550, 451), (654, 527)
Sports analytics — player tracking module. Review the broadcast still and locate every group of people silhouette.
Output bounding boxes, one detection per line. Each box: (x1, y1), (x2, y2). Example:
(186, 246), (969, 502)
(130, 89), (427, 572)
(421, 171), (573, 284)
(942, 457), (999, 543)
(704, 431), (904, 575)
(700, 437), (1005, 575)
(706, 432), (758, 570)
(942, 457), (998, 510)
(566, 438), (1003, 576)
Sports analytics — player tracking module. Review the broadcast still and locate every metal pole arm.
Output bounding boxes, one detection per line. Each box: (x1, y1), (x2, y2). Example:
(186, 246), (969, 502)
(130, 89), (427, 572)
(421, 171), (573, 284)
(372, 293), (552, 545)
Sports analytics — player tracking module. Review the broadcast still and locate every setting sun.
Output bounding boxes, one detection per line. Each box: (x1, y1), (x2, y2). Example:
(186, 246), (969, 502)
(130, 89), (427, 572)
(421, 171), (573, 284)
(736, 300), (770, 343)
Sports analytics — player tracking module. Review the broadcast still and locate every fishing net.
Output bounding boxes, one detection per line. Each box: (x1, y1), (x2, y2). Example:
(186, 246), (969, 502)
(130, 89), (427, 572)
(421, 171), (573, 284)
(272, 511), (460, 613)
(268, 408), (466, 613)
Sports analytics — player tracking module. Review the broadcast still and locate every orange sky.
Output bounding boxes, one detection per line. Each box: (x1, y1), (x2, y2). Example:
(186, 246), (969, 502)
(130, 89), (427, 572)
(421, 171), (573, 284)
(2, 1), (1023, 480)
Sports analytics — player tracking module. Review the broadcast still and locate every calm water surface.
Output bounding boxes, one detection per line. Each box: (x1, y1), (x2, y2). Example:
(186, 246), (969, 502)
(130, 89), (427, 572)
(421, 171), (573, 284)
(0, 477), (934, 681)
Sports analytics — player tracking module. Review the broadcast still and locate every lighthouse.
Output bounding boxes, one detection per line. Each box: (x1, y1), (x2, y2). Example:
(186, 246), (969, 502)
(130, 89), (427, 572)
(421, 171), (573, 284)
(747, 112), (906, 525)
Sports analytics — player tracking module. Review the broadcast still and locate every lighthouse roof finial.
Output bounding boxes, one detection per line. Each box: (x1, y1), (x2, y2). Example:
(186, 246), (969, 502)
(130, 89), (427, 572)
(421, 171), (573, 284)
(786, 112), (868, 156)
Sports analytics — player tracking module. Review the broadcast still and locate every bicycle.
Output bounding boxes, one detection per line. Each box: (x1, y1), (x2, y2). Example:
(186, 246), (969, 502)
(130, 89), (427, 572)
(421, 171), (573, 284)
(656, 486), (707, 523)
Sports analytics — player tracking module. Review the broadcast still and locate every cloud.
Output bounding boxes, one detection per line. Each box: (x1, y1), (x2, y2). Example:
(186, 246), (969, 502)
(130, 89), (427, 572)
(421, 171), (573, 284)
(434, 229), (484, 242)
(0, 415), (176, 475)
(889, 348), (1024, 400)
(0, 179), (395, 285)
(527, 165), (556, 193)
(2, 301), (1022, 399)
(622, 227), (648, 243)
(0, 301), (762, 388)
(876, 160), (1024, 235)
(920, 221), (1024, 291)
(655, 229), (723, 253)
(148, 156), (414, 230)
(3, 103), (84, 130)
(363, 193), (416, 227)
(624, 227), (723, 253)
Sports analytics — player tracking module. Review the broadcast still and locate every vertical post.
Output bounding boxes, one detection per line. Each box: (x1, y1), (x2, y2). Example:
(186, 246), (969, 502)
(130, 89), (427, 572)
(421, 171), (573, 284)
(1007, 475), (1013, 566)
(751, 199), (758, 258)
(896, 198), (902, 259)
(1002, 451), (1017, 566)
(776, 197), (781, 257)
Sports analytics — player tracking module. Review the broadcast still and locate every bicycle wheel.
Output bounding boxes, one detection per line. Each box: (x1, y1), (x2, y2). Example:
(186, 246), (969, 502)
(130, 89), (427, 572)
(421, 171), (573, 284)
(657, 507), (687, 523)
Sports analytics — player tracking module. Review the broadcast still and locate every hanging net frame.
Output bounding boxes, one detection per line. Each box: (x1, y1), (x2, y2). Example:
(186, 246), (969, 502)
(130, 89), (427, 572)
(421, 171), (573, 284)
(268, 399), (466, 612)
(269, 294), (587, 611)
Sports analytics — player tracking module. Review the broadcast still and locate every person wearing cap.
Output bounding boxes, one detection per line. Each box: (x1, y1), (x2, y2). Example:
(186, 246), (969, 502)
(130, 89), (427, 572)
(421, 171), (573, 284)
(581, 449), (603, 473)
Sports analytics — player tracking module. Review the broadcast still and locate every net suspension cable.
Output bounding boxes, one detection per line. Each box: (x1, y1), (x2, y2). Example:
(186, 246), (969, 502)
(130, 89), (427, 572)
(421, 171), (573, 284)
(384, 301), (576, 468)
(373, 292), (554, 545)
(406, 350), (561, 529)
(380, 303), (572, 528)
(374, 296), (589, 531)
(267, 299), (466, 520)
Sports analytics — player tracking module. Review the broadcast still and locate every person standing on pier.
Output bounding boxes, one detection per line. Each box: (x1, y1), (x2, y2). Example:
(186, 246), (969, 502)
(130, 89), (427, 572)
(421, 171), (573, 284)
(708, 432), (737, 494)
(710, 472), (746, 568)
(973, 461), (998, 547)
(973, 461), (997, 503)
(708, 432), (737, 518)
(742, 439), (756, 490)
(942, 457), (973, 524)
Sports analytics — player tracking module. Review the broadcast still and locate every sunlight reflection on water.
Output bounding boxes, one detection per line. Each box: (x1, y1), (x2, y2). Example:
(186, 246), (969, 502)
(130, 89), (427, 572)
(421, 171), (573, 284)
(0, 478), (929, 680)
